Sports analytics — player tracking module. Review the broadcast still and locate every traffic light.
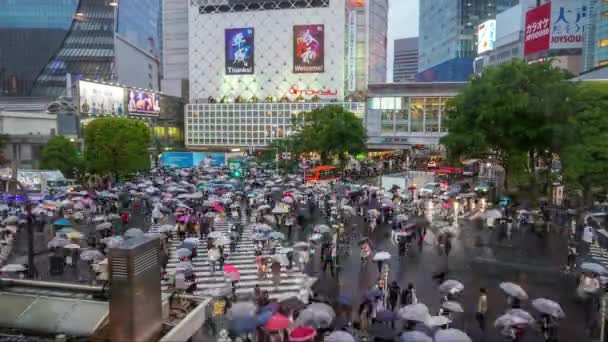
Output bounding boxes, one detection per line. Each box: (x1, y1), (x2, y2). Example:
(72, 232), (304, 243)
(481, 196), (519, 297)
(232, 170), (242, 178)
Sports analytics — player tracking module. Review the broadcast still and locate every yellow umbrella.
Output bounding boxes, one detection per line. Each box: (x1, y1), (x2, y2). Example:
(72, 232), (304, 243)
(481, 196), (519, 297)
(66, 231), (84, 240)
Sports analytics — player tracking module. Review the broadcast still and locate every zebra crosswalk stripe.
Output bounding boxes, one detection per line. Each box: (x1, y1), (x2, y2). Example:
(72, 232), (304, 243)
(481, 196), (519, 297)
(162, 210), (309, 300)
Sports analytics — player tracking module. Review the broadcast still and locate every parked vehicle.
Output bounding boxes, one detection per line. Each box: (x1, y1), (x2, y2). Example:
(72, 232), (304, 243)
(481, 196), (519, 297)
(441, 182), (471, 199)
(462, 159), (481, 177)
(419, 182), (442, 197)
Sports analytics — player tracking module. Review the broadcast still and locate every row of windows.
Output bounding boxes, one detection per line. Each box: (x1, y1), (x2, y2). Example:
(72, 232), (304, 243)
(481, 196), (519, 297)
(197, 0), (329, 14)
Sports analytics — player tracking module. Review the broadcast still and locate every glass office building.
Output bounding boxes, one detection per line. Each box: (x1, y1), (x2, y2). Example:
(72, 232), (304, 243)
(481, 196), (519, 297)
(116, 0), (161, 55)
(0, 0), (78, 96)
(584, 0), (608, 70)
(418, 0), (519, 81)
(186, 102), (364, 148)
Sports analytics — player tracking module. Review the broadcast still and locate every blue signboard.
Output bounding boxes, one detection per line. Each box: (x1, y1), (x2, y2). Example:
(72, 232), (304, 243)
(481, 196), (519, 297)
(161, 152), (225, 168)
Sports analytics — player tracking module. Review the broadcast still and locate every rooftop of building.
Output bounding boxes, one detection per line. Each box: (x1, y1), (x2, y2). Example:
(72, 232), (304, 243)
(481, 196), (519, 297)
(394, 37), (418, 51)
(0, 97), (55, 113)
(367, 81), (467, 96)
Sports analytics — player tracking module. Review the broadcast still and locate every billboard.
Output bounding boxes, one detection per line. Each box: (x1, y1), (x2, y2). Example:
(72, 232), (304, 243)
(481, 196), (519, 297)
(550, 0), (586, 50)
(477, 19), (496, 54)
(161, 152), (225, 168)
(78, 80), (125, 115)
(225, 27), (255, 75)
(524, 2), (551, 56)
(293, 24), (325, 73)
(127, 89), (160, 114)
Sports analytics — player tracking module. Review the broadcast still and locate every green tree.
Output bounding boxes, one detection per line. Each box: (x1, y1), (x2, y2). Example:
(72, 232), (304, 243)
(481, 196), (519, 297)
(40, 136), (83, 178)
(440, 60), (576, 190)
(83, 117), (151, 178)
(292, 105), (366, 167)
(562, 84), (608, 206)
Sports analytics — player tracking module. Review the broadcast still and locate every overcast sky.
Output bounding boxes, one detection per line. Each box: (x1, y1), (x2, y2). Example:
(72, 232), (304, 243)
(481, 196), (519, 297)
(387, 0), (419, 81)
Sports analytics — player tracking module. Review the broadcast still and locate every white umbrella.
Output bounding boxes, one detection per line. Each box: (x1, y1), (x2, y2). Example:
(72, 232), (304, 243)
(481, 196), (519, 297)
(314, 224), (331, 234)
(398, 303), (430, 322)
(483, 209), (502, 219)
(438, 279), (464, 294)
(324, 331), (355, 342)
(96, 222), (112, 230)
(272, 205), (289, 214)
(63, 243), (81, 249)
(400, 331), (432, 342)
(441, 301), (464, 313)
(124, 228), (144, 238)
(494, 313), (530, 327)
(506, 308), (535, 324)
(532, 298), (565, 318)
(48, 237), (70, 248)
(1, 264), (26, 272)
(176, 248), (192, 258)
(434, 328), (471, 342)
(373, 251), (391, 261)
(80, 249), (105, 261)
(425, 315), (451, 327)
(499, 282), (528, 300)
(282, 197), (294, 204)
(580, 262), (607, 275)
(3, 216), (18, 225)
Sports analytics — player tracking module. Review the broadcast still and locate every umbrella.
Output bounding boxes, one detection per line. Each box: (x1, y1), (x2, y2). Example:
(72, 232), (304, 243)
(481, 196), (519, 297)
(441, 301), (464, 313)
(256, 310), (274, 325)
(208, 231), (227, 240)
(293, 242), (309, 251)
(227, 302), (257, 319)
(228, 316), (258, 334)
(425, 315), (451, 327)
(506, 308), (535, 324)
(264, 314), (291, 331)
(438, 279), (464, 294)
(400, 331), (432, 342)
(499, 282), (528, 300)
(366, 289), (384, 300)
(398, 303), (430, 322)
(280, 296), (306, 312)
(253, 233), (269, 241)
(0, 264), (26, 272)
(124, 228), (144, 238)
(48, 237), (70, 248)
(373, 251), (391, 261)
(176, 261), (193, 274)
(368, 323), (396, 340)
(63, 243), (81, 249)
(253, 224), (273, 233)
(324, 331), (355, 342)
(376, 310), (399, 322)
(483, 209), (502, 219)
(176, 248), (192, 258)
(268, 231), (286, 240)
(494, 313), (530, 327)
(580, 262), (607, 275)
(80, 249), (104, 261)
(289, 326), (316, 342)
(295, 308), (333, 329)
(224, 264), (240, 281)
(434, 328), (472, 342)
(314, 224), (331, 234)
(65, 231), (84, 240)
(101, 236), (124, 248)
(54, 218), (72, 226)
(96, 222), (112, 230)
(532, 298), (565, 319)
(3, 216), (19, 224)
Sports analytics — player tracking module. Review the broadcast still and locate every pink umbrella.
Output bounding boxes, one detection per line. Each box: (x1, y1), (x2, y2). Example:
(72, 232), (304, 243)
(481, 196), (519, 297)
(264, 314), (291, 332)
(289, 326), (316, 342)
(223, 264), (240, 281)
(212, 202), (225, 212)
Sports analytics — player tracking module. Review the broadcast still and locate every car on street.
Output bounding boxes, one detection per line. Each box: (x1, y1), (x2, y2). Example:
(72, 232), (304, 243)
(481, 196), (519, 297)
(420, 182), (442, 197)
(441, 182), (471, 199)
(474, 180), (495, 193)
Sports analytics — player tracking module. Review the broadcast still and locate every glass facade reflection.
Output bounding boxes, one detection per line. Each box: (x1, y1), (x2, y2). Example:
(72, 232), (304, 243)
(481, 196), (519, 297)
(368, 96), (450, 134)
(0, 0), (78, 96)
(186, 102), (365, 147)
(117, 0), (161, 55)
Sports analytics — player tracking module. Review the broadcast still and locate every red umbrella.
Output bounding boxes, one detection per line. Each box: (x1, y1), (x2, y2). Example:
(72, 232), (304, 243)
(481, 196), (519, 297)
(289, 326), (316, 342)
(223, 264), (240, 281)
(263, 314), (291, 332)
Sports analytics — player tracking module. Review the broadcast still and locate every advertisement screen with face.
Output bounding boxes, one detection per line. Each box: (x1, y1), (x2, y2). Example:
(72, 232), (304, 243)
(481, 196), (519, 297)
(293, 24), (325, 73)
(127, 89), (160, 114)
(79, 81), (125, 115)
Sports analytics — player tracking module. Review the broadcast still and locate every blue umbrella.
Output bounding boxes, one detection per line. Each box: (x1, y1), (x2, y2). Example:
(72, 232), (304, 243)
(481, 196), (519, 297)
(268, 231), (286, 240)
(256, 310), (273, 325)
(260, 302), (280, 314)
(337, 295), (352, 306)
(366, 289), (384, 300)
(54, 218), (72, 226)
(376, 310), (398, 322)
(228, 316), (258, 334)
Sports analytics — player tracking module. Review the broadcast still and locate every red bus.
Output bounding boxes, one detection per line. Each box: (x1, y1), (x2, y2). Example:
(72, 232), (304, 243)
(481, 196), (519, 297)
(305, 165), (337, 183)
(434, 167), (463, 190)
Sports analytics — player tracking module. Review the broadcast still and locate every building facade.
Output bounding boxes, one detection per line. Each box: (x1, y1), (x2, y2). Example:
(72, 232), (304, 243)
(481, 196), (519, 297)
(161, 0), (189, 98)
(418, 0), (519, 81)
(365, 82), (466, 150)
(393, 37), (418, 82)
(584, 0), (608, 71)
(1, 0), (162, 98)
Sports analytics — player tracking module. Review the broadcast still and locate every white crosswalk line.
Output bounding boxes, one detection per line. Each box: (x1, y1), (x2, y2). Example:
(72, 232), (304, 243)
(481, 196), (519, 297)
(162, 208), (309, 300)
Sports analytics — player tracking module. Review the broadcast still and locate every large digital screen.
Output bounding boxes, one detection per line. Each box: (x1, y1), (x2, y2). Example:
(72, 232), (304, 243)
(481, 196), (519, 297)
(477, 19), (496, 54)
(293, 24), (324, 73)
(161, 152), (226, 168)
(225, 27), (255, 75)
(78, 81), (125, 115)
(127, 89), (160, 114)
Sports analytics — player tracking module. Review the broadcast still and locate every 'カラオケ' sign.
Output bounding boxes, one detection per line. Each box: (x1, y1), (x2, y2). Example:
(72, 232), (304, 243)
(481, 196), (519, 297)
(524, 2), (551, 56)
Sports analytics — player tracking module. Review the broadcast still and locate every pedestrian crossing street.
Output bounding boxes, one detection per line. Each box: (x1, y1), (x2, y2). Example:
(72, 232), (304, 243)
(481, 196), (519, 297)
(162, 212), (310, 301)
(588, 244), (608, 269)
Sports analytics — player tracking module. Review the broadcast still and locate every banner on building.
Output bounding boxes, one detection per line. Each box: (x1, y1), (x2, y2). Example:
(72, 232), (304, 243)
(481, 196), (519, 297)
(127, 89), (160, 114)
(78, 80), (125, 115)
(524, 2), (551, 56)
(225, 27), (255, 75)
(293, 24), (325, 73)
(549, 0), (587, 50)
(477, 19), (496, 54)
(347, 11), (358, 91)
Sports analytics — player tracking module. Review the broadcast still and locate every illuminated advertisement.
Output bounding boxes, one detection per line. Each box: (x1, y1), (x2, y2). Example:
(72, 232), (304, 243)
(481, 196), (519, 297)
(293, 24), (324, 73)
(225, 27), (255, 75)
(347, 11), (357, 91)
(549, 0), (586, 50)
(78, 80), (125, 115)
(477, 19), (496, 54)
(524, 3), (551, 56)
(127, 89), (160, 114)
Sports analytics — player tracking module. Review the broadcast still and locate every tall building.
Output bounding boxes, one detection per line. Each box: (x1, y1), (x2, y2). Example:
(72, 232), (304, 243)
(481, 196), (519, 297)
(418, 0), (519, 81)
(0, 0), (161, 98)
(584, 0), (608, 71)
(161, 0), (189, 98)
(393, 37), (418, 82)
(367, 0), (389, 85)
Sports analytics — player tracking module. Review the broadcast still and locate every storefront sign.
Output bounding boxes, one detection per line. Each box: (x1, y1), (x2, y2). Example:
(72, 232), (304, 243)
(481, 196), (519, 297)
(293, 25), (325, 73)
(289, 85), (337, 97)
(477, 19), (496, 54)
(524, 3), (551, 56)
(347, 11), (357, 91)
(549, 0), (586, 50)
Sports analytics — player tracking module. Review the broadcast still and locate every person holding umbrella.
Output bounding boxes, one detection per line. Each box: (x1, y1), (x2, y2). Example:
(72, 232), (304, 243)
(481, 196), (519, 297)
(388, 281), (400, 312)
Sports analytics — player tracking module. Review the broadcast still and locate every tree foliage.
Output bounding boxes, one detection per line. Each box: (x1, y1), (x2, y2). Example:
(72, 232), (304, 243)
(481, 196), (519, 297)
(40, 136), (83, 178)
(440, 60), (576, 189)
(292, 105), (366, 165)
(83, 117), (151, 177)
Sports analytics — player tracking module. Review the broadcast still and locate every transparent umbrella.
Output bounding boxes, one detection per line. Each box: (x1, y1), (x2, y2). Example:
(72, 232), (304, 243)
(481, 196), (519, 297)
(400, 331), (432, 342)
(532, 298), (565, 319)
(398, 303), (430, 322)
(80, 249), (105, 261)
(499, 282), (528, 300)
(434, 328), (472, 342)
(438, 279), (464, 293)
